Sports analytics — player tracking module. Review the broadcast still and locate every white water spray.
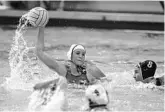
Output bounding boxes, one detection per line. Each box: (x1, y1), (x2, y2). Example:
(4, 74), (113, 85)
(4, 18), (42, 90)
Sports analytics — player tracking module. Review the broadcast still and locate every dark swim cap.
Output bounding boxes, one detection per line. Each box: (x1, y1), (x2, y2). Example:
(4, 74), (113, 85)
(139, 60), (157, 80)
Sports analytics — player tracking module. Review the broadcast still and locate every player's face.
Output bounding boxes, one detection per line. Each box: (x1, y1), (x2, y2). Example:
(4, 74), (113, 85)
(72, 49), (86, 66)
(133, 65), (143, 82)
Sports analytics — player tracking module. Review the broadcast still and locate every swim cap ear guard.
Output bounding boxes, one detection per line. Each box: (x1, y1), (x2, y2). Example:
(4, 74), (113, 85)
(139, 60), (157, 80)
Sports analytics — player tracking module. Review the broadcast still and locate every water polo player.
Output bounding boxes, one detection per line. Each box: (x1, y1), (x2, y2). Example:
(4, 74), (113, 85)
(133, 60), (164, 86)
(34, 27), (106, 88)
(20, 9), (107, 89)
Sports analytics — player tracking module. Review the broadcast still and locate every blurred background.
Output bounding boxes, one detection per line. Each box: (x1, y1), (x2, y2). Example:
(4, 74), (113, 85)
(0, 1), (164, 13)
(0, 0), (164, 30)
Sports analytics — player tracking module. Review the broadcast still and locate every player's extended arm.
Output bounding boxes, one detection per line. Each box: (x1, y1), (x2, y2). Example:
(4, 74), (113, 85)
(36, 27), (66, 76)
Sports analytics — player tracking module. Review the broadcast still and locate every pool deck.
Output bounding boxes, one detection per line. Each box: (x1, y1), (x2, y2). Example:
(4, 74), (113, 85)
(0, 9), (164, 31)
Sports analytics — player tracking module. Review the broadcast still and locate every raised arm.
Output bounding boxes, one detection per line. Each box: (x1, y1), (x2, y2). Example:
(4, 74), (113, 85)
(36, 27), (66, 76)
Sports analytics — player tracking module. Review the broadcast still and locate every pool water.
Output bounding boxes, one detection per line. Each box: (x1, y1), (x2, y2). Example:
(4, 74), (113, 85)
(0, 26), (164, 111)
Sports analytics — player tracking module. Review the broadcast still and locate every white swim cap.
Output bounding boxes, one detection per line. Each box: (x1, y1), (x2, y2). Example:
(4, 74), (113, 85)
(67, 44), (86, 60)
(85, 84), (109, 105)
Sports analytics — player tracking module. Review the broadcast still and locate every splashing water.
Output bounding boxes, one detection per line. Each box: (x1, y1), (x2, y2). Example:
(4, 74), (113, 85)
(4, 19), (42, 90)
(1, 15), (88, 111)
(0, 13), (163, 111)
(28, 83), (68, 111)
